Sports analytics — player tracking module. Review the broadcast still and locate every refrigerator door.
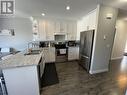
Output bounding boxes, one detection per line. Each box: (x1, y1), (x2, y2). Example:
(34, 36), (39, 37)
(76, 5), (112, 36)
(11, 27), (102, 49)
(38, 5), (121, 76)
(79, 30), (94, 72)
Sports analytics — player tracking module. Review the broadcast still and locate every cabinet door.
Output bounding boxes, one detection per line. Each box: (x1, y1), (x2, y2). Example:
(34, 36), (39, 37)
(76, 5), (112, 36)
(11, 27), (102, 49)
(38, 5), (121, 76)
(44, 47), (56, 63)
(82, 15), (89, 31)
(49, 47), (55, 62)
(67, 22), (77, 40)
(68, 47), (73, 60)
(38, 20), (46, 41)
(46, 21), (55, 41)
(68, 47), (79, 60)
(54, 21), (60, 33)
(68, 47), (76, 60)
(3, 66), (40, 95)
(60, 22), (67, 33)
(88, 10), (97, 30)
(44, 48), (50, 63)
(77, 20), (83, 40)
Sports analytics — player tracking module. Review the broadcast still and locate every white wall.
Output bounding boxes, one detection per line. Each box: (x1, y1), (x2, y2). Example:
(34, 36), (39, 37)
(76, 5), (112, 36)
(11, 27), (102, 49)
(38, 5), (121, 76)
(0, 18), (33, 51)
(111, 20), (127, 59)
(90, 5), (118, 74)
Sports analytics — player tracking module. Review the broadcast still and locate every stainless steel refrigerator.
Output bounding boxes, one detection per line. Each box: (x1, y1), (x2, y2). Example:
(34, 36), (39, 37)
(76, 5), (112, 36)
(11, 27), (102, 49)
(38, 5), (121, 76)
(79, 30), (95, 72)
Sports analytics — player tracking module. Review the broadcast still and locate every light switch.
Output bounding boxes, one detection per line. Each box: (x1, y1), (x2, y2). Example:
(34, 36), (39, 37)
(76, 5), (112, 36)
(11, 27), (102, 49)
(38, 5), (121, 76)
(104, 35), (107, 40)
(107, 44), (110, 48)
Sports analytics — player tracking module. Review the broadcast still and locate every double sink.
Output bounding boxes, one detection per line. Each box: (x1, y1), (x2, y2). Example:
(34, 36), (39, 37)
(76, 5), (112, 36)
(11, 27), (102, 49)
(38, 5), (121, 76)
(24, 49), (42, 55)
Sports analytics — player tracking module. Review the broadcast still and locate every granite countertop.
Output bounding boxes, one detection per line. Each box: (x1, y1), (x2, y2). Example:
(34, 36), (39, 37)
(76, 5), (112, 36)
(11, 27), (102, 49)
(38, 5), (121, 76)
(0, 49), (44, 69)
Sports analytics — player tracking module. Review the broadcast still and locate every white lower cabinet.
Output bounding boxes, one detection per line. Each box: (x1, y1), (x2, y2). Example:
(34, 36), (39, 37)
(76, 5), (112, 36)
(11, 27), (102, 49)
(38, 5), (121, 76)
(44, 47), (55, 63)
(68, 47), (79, 61)
(49, 47), (56, 62)
(3, 66), (40, 95)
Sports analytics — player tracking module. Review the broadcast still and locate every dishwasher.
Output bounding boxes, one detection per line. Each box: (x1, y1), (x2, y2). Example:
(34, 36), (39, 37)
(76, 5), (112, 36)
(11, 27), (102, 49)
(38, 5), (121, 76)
(0, 73), (8, 95)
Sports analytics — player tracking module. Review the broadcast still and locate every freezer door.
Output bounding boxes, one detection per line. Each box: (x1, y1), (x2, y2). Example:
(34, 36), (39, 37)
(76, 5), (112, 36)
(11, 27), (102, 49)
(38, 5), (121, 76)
(80, 54), (90, 71)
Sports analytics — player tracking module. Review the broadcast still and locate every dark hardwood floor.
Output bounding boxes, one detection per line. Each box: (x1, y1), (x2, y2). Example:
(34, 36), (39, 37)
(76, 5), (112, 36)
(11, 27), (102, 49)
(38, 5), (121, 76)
(41, 56), (127, 95)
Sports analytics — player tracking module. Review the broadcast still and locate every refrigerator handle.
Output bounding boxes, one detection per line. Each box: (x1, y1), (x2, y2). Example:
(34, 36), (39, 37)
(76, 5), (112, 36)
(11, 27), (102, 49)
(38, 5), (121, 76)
(82, 55), (89, 59)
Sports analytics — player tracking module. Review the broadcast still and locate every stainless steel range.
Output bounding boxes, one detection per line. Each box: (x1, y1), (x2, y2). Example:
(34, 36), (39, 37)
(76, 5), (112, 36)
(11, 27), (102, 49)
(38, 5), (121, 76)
(55, 43), (68, 63)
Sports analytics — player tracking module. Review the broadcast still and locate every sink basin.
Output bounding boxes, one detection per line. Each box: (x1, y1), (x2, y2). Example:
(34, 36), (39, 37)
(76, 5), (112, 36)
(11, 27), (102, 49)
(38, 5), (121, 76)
(24, 50), (41, 55)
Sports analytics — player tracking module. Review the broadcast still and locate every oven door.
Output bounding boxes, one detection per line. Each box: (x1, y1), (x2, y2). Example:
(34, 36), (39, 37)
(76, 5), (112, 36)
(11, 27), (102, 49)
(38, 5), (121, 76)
(56, 49), (68, 62)
(56, 49), (67, 56)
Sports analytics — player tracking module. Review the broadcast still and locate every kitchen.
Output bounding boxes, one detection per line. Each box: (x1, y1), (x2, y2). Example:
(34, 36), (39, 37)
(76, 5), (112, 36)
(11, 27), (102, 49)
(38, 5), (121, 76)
(0, 0), (127, 95)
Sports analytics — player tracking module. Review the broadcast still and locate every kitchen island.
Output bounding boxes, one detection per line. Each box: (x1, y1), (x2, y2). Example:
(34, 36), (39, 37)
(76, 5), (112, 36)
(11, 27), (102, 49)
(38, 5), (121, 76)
(0, 49), (45, 95)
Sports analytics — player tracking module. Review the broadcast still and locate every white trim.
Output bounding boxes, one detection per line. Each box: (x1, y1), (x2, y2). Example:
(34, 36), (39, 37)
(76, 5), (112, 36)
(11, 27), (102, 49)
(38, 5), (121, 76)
(90, 5), (100, 73)
(89, 68), (108, 74)
(111, 56), (122, 60)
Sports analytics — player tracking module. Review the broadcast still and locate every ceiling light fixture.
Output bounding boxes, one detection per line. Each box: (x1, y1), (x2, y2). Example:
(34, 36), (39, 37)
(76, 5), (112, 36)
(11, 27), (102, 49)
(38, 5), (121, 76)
(66, 6), (70, 10)
(42, 13), (45, 16)
(124, 18), (127, 21)
(30, 16), (34, 21)
(119, 0), (127, 2)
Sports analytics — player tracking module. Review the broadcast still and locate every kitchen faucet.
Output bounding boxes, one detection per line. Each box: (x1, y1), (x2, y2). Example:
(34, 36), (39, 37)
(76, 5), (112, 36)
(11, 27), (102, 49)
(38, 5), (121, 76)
(27, 42), (39, 51)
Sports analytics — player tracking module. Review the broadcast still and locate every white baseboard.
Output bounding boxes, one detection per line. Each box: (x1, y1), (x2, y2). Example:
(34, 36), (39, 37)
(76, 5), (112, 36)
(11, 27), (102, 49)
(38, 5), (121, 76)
(89, 68), (108, 74)
(111, 57), (123, 60)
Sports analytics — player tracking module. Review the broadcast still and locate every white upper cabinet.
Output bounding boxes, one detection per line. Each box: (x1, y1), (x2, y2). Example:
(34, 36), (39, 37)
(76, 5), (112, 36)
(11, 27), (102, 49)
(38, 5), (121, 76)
(54, 21), (60, 34)
(38, 20), (55, 41)
(46, 21), (55, 41)
(67, 22), (77, 40)
(88, 10), (97, 30)
(54, 21), (67, 34)
(82, 9), (97, 31)
(60, 22), (67, 33)
(77, 9), (97, 40)
(38, 19), (77, 41)
(38, 20), (46, 41)
(83, 15), (89, 31)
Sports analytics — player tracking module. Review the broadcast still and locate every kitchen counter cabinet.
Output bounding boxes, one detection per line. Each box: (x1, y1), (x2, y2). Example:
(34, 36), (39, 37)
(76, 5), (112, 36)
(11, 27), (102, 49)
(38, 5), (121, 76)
(0, 49), (45, 95)
(3, 66), (40, 95)
(43, 47), (55, 63)
(68, 47), (79, 61)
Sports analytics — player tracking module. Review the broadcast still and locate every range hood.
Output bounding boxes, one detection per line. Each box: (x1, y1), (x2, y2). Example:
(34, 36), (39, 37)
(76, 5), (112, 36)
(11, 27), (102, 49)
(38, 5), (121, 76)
(54, 32), (67, 35)
(54, 35), (66, 41)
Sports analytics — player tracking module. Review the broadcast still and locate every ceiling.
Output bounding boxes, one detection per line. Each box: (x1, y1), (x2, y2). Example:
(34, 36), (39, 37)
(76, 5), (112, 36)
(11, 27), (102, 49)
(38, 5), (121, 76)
(15, 0), (127, 20)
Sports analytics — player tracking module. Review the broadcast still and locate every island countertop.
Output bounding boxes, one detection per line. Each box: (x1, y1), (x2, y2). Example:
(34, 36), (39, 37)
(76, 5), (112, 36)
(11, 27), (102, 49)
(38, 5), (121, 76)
(0, 49), (44, 69)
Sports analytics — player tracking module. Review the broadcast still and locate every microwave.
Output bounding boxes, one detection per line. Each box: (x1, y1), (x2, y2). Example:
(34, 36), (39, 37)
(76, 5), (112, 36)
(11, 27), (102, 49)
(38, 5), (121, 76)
(68, 41), (76, 47)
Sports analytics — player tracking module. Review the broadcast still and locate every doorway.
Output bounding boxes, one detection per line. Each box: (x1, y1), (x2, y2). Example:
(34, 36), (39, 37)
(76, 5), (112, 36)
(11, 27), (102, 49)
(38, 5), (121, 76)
(111, 20), (127, 60)
(124, 39), (127, 56)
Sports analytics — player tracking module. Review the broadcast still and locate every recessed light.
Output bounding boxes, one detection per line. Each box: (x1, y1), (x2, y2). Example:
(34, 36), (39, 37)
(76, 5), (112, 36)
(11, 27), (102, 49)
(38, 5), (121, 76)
(124, 18), (127, 21)
(42, 13), (45, 16)
(66, 6), (70, 10)
(30, 16), (34, 21)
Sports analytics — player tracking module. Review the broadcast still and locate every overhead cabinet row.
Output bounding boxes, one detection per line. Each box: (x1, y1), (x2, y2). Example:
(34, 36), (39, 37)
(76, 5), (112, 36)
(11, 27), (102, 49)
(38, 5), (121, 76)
(38, 20), (77, 41)
(77, 9), (97, 40)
